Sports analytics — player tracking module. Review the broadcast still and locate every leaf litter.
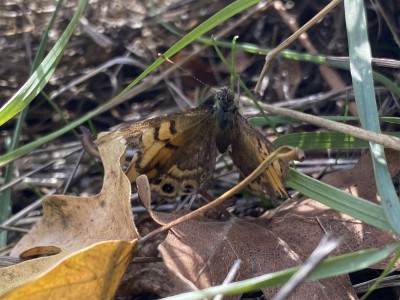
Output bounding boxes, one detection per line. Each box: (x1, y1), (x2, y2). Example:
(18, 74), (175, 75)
(2, 137), (399, 299)
(153, 149), (400, 299)
(0, 135), (138, 297)
(1, 1), (400, 298)
(2, 139), (399, 299)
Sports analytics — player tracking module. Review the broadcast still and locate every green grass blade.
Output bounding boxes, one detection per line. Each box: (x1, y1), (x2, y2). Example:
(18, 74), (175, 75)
(0, 110), (100, 167)
(383, 117), (400, 125)
(162, 243), (400, 300)
(115, 0), (260, 100)
(195, 38), (400, 98)
(0, 0), (88, 126)
(0, 0), (66, 246)
(31, 0), (64, 72)
(274, 132), (400, 150)
(286, 169), (392, 233)
(360, 248), (400, 299)
(344, 0), (400, 234)
(275, 132), (362, 149)
(251, 116), (400, 126)
(0, 0), (260, 166)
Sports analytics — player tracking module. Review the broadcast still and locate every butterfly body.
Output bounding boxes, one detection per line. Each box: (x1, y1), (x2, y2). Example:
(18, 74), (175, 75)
(96, 87), (289, 200)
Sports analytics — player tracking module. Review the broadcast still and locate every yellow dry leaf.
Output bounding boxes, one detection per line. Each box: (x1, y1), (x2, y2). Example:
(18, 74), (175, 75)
(11, 134), (138, 257)
(0, 134), (138, 297)
(0, 240), (137, 300)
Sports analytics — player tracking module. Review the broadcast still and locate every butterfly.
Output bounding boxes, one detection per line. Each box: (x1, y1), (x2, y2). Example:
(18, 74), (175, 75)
(96, 86), (289, 200)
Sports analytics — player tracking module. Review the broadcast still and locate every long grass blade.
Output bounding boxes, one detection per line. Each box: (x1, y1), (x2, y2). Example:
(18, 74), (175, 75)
(0, 0), (88, 126)
(286, 169), (392, 233)
(0, 0), (260, 166)
(162, 243), (400, 300)
(344, 0), (400, 234)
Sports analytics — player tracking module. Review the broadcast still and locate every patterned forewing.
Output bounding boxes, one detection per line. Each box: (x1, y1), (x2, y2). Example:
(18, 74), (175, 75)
(151, 117), (218, 198)
(100, 108), (217, 198)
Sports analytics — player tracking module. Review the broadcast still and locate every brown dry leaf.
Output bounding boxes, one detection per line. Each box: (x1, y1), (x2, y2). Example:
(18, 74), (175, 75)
(270, 150), (400, 270)
(158, 212), (356, 299)
(0, 240), (136, 300)
(0, 135), (138, 296)
(11, 133), (138, 257)
(321, 148), (400, 202)
(158, 149), (400, 299)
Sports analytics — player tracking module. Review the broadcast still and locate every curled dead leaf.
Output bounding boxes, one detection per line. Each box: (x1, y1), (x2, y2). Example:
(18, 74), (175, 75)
(11, 134), (138, 257)
(1, 135), (138, 297)
(155, 149), (399, 299)
(1, 240), (137, 299)
(157, 211), (358, 299)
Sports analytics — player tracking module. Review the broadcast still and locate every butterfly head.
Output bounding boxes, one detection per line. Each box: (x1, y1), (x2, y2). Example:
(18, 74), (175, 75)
(213, 86), (237, 130)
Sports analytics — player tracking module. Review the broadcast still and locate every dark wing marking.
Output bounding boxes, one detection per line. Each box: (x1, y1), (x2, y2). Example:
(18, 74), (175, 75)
(96, 107), (218, 198)
(229, 114), (289, 200)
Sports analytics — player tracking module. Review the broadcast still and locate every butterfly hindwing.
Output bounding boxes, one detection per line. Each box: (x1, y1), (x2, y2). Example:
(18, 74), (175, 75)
(229, 114), (289, 200)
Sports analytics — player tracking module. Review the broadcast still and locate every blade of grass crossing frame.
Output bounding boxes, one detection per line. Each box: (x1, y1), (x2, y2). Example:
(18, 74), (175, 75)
(0, 0), (88, 126)
(120, 0), (260, 97)
(195, 37), (400, 98)
(274, 132), (365, 149)
(360, 249), (400, 299)
(0, 0), (260, 166)
(274, 132), (400, 150)
(286, 169), (392, 233)
(344, 0), (400, 234)
(0, 0), (66, 246)
(230, 36), (239, 91)
(163, 242), (400, 300)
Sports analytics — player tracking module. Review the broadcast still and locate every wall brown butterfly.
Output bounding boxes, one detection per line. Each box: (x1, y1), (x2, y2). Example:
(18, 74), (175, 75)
(96, 86), (289, 200)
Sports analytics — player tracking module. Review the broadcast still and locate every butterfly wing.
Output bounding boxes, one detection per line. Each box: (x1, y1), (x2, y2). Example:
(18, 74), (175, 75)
(229, 114), (289, 200)
(97, 107), (218, 198)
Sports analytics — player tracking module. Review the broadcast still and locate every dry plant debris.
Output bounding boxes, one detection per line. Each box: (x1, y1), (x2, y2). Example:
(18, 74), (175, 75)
(1, 0), (400, 299)
(0, 240), (136, 299)
(154, 151), (399, 299)
(0, 136), (138, 297)
(3, 134), (399, 298)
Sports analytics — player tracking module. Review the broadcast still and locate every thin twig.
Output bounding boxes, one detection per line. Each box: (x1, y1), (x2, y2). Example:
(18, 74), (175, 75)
(62, 149), (85, 194)
(0, 190), (55, 233)
(255, 0), (343, 93)
(272, 234), (340, 300)
(0, 148), (81, 193)
(214, 259), (242, 300)
(256, 101), (400, 151)
(272, 0), (345, 91)
(0, 225), (29, 233)
(140, 146), (302, 243)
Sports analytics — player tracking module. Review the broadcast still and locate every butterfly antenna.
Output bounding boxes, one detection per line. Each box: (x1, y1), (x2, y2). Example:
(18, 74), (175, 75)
(235, 76), (241, 106)
(158, 53), (217, 93)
